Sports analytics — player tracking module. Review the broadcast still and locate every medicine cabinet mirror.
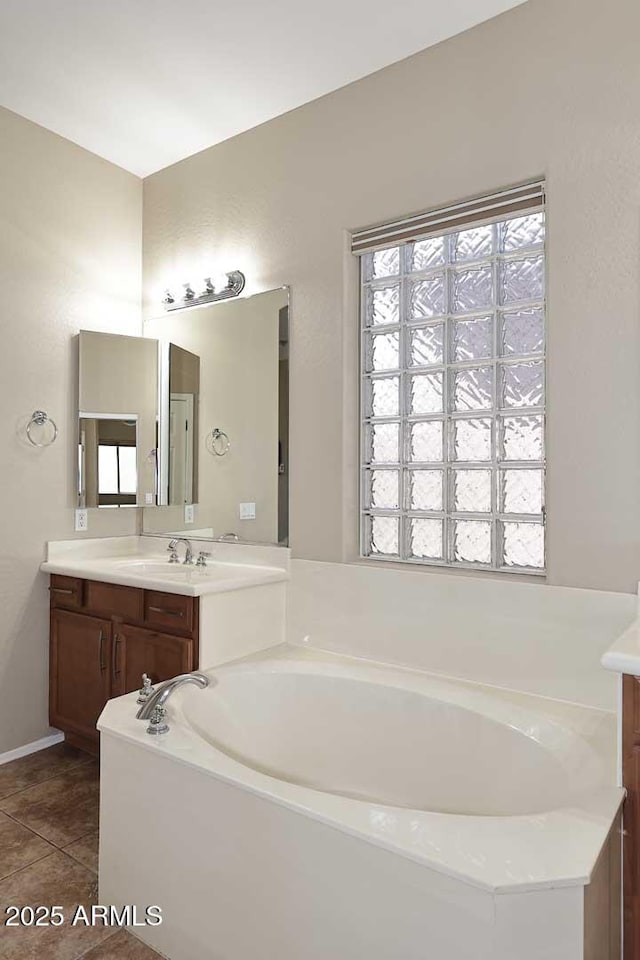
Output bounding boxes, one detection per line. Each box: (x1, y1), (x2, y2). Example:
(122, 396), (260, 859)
(77, 331), (158, 508)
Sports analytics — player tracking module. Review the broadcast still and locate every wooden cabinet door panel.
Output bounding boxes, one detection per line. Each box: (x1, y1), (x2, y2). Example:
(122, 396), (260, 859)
(623, 675), (640, 959)
(113, 625), (193, 698)
(50, 610), (111, 742)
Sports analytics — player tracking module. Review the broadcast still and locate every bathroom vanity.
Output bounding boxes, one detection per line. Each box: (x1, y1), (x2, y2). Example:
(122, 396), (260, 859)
(49, 574), (199, 752)
(42, 536), (290, 754)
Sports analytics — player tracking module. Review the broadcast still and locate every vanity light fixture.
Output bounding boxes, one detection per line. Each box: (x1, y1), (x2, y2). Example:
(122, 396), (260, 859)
(163, 271), (246, 312)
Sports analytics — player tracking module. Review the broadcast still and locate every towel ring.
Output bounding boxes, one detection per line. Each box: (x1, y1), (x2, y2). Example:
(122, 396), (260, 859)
(26, 410), (58, 448)
(207, 428), (230, 457)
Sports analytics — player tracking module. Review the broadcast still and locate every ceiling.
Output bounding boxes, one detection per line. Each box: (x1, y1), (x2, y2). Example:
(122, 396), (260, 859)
(0, 0), (525, 178)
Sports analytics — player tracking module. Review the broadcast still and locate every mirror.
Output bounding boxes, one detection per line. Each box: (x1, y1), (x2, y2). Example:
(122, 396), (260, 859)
(78, 331), (158, 508)
(143, 287), (289, 545)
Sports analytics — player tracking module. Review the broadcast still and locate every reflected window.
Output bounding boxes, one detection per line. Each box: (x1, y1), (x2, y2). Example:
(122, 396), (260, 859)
(98, 444), (137, 496)
(97, 443), (137, 503)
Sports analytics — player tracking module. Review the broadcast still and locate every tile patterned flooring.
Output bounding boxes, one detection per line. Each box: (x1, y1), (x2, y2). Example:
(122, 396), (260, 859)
(0, 744), (162, 959)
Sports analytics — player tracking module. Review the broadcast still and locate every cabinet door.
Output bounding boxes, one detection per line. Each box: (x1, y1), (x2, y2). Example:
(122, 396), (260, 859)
(623, 676), (640, 959)
(50, 610), (111, 742)
(112, 624), (193, 698)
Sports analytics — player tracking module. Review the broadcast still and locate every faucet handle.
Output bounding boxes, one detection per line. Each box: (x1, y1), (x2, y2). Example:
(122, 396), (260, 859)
(167, 542), (179, 564)
(136, 674), (155, 706)
(146, 704), (169, 736)
(196, 551), (212, 567)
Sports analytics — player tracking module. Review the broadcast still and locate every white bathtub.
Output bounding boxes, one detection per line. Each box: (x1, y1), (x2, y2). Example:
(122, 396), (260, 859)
(184, 655), (605, 817)
(98, 645), (623, 960)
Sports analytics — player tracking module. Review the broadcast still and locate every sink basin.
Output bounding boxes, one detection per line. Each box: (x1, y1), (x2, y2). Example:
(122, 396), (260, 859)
(114, 559), (214, 578)
(113, 558), (258, 580)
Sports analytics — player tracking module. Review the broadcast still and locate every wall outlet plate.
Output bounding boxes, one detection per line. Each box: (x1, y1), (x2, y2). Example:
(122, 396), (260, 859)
(75, 508), (88, 532)
(145, 492), (154, 505)
(239, 502), (256, 520)
(184, 504), (194, 524)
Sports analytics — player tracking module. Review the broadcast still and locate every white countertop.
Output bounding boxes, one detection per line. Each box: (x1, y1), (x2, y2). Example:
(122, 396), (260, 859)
(41, 535), (289, 597)
(602, 618), (640, 675)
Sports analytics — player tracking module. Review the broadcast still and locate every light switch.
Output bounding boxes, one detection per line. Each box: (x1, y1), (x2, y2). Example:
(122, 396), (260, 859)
(239, 502), (256, 520)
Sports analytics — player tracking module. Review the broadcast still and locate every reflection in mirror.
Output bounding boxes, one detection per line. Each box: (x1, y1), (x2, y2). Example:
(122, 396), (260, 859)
(79, 417), (138, 507)
(143, 287), (289, 546)
(78, 330), (158, 507)
(157, 344), (200, 507)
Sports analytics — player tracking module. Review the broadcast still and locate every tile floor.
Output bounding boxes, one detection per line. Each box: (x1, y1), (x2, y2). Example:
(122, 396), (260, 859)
(0, 743), (163, 959)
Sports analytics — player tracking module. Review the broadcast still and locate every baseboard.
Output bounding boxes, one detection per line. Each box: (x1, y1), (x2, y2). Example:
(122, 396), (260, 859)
(0, 730), (64, 766)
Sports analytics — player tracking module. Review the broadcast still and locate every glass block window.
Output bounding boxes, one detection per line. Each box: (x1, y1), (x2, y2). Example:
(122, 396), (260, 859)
(360, 210), (546, 573)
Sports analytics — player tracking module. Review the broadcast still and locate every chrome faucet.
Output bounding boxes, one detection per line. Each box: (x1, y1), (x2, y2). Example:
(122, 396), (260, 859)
(136, 671), (210, 735)
(167, 538), (194, 565)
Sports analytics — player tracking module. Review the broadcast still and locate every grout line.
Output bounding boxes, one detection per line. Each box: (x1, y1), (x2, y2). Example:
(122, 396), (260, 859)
(0, 754), (95, 803)
(0, 807), (99, 851)
(73, 930), (124, 960)
(0, 847), (57, 884)
(62, 828), (100, 849)
(0, 849), (61, 886)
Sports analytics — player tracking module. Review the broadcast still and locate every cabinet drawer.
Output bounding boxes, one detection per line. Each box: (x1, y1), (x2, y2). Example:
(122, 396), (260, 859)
(85, 581), (144, 621)
(49, 575), (84, 610)
(144, 591), (195, 633)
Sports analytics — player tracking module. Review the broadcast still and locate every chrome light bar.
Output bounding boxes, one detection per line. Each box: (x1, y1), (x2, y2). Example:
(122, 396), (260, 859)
(163, 271), (246, 311)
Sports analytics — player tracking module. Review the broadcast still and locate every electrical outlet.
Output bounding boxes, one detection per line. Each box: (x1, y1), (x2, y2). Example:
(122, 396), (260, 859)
(239, 502), (256, 520)
(184, 504), (194, 524)
(145, 492), (154, 505)
(75, 508), (88, 532)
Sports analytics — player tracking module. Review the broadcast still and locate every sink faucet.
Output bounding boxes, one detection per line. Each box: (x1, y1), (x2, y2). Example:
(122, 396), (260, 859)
(167, 538), (193, 565)
(136, 671), (209, 735)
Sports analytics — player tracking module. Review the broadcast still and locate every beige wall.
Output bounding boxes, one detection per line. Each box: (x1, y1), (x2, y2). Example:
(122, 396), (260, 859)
(143, 0), (640, 593)
(143, 289), (284, 543)
(0, 105), (142, 752)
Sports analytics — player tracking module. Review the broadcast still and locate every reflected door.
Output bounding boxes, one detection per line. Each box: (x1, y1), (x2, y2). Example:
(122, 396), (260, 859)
(169, 394), (194, 505)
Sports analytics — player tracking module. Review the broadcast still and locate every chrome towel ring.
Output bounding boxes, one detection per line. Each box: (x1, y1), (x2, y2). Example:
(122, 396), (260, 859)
(207, 427), (230, 457)
(26, 410), (58, 447)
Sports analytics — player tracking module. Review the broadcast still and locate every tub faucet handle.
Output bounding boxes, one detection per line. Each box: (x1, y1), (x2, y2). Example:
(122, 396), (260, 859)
(136, 674), (154, 706)
(146, 704), (169, 736)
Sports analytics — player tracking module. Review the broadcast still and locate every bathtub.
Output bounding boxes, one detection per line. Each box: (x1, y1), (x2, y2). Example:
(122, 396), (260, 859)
(98, 645), (623, 960)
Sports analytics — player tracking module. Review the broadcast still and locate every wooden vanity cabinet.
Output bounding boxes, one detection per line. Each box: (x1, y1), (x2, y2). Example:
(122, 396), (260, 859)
(49, 575), (199, 753)
(623, 675), (640, 958)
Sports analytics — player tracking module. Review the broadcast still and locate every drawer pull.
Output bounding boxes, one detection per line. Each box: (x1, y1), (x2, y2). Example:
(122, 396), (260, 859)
(148, 606), (184, 618)
(51, 587), (76, 595)
(99, 629), (106, 672)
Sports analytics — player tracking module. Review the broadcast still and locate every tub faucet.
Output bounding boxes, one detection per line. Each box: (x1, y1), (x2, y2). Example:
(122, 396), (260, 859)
(167, 538), (193, 565)
(136, 671), (209, 735)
